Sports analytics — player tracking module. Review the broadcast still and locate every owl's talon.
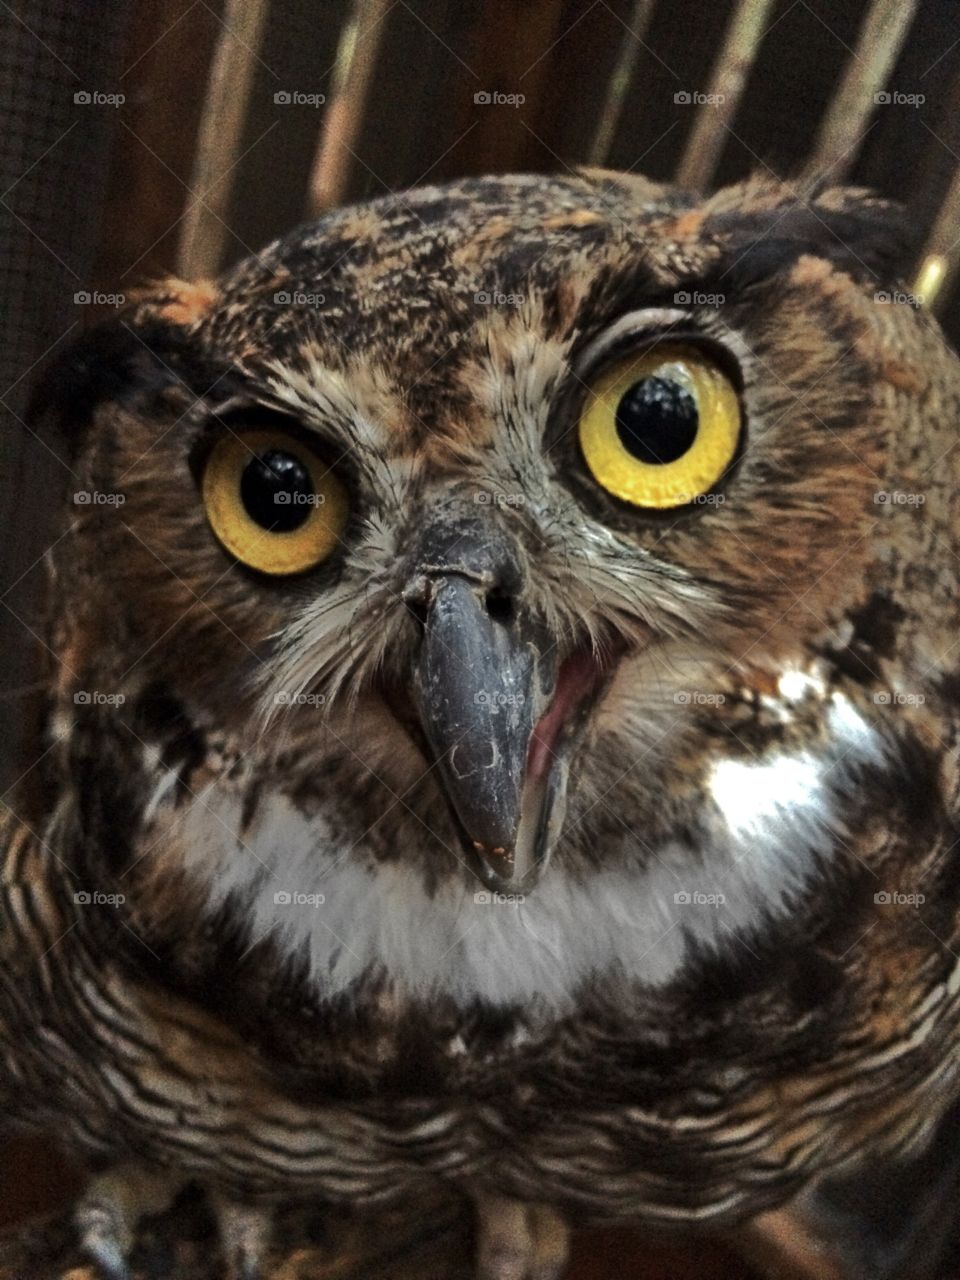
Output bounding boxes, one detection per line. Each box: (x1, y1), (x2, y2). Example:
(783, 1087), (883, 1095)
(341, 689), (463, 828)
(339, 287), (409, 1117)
(79, 1231), (132, 1280)
(74, 1162), (181, 1280)
(474, 1195), (569, 1280)
(212, 1193), (274, 1280)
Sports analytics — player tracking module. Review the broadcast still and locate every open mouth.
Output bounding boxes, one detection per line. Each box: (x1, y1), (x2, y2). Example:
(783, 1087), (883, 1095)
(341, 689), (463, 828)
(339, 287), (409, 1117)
(434, 639), (623, 893)
(476, 646), (618, 886)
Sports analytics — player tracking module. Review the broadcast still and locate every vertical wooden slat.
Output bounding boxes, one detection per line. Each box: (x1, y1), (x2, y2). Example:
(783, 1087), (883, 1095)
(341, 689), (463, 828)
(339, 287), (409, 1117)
(803, 0), (920, 181)
(178, 0), (270, 280)
(94, 0), (222, 292)
(222, 0), (353, 259)
(674, 0), (778, 191)
(307, 0), (393, 215)
(587, 0), (656, 166)
(914, 165), (960, 313)
(321, 0), (581, 208)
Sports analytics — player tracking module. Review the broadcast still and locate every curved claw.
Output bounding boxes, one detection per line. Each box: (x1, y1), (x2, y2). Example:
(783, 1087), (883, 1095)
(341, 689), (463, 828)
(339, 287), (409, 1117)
(75, 1162), (180, 1280)
(212, 1194), (274, 1280)
(80, 1230), (133, 1280)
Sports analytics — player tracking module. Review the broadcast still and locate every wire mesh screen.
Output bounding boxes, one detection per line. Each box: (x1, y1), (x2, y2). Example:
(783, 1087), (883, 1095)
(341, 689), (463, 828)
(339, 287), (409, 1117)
(3, 0), (960, 792)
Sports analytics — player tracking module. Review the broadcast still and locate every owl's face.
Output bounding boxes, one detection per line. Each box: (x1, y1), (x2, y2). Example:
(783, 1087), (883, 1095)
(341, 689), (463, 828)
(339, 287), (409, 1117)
(40, 172), (960, 1005)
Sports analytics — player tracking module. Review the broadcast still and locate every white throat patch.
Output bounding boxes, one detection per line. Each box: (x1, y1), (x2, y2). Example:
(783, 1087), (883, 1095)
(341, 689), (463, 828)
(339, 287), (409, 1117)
(168, 691), (883, 1012)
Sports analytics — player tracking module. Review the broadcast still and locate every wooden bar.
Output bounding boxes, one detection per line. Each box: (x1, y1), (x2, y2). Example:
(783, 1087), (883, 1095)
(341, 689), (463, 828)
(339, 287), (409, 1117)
(913, 162), (960, 314)
(307, 0), (393, 215)
(587, 0), (656, 166)
(803, 0), (920, 183)
(178, 0), (270, 280)
(674, 0), (778, 192)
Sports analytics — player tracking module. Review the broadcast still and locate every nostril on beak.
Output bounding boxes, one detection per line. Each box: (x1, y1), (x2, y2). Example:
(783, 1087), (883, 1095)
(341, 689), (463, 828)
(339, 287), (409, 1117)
(484, 587), (515, 625)
(404, 596), (429, 632)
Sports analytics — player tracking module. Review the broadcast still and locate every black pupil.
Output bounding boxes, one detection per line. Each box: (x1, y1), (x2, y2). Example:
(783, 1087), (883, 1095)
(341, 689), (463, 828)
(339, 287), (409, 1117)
(240, 449), (313, 532)
(615, 374), (698, 465)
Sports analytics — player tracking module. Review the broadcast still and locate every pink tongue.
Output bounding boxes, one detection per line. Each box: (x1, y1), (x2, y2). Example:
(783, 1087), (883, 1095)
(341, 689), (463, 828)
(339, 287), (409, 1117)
(526, 649), (601, 785)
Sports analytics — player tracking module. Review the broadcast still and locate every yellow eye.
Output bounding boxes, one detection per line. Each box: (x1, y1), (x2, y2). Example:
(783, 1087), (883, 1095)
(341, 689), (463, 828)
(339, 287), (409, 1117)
(202, 430), (348, 575)
(577, 343), (741, 509)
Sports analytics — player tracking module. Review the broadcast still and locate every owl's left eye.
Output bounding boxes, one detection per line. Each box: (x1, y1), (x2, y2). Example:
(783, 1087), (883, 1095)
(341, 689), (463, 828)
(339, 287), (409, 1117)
(577, 343), (741, 509)
(201, 430), (349, 575)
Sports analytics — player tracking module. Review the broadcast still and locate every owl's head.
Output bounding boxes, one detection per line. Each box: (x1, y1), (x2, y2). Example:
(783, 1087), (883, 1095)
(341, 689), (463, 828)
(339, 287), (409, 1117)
(32, 172), (960, 1000)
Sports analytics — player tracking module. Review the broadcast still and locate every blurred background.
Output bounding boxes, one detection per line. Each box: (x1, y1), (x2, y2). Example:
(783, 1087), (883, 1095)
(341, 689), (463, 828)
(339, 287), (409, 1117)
(1, 0), (959, 1273)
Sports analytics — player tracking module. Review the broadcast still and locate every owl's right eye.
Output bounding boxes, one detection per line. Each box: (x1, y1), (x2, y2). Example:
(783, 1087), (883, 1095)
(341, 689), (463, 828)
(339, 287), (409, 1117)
(201, 430), (349, 575)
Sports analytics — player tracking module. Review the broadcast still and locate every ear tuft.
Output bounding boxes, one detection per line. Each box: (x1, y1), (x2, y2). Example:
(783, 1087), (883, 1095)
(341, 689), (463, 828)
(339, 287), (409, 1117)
(27, 305), (214, 457)
(702, 178), (914, 287)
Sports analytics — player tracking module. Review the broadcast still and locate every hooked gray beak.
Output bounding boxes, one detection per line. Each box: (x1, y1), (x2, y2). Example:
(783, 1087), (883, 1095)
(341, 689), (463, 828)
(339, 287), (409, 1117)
(404, 516), (615, 893)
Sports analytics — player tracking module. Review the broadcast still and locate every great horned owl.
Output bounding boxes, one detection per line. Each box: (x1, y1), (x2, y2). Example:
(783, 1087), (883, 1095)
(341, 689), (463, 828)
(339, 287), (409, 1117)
(5, 169), (960, 1280)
